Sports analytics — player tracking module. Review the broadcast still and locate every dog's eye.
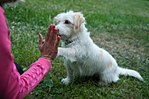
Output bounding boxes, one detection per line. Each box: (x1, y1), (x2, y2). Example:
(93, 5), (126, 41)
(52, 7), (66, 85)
(64, 20), (71, 24)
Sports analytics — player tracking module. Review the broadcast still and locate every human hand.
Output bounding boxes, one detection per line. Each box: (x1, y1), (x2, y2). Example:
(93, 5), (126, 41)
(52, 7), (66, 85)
(38, 24), (60, 60)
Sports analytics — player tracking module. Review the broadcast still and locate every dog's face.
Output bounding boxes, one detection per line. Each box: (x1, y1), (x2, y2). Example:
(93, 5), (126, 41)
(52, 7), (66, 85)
(54, 11), (85, 41)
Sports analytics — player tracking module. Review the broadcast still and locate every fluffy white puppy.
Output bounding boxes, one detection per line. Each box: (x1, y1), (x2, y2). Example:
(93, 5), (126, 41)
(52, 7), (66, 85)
(54, 11), (144, 85)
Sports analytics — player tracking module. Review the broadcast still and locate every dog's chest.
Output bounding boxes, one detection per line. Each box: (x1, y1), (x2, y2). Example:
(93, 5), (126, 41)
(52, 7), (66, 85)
(64, 57), (98, 76)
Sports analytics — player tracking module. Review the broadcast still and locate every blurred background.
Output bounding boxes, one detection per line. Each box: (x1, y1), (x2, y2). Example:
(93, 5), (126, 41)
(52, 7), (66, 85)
(3, 0), (149, 98)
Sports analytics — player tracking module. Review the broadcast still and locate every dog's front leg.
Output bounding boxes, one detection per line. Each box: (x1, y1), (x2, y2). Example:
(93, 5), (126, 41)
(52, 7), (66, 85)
(57, 47), (76, 85)
(61, 64), (74, 85)
(57, 47), (76, 62)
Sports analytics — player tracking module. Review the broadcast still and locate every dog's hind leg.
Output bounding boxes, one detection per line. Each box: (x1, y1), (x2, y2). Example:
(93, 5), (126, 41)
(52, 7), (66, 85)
(99, 68), (120, 85)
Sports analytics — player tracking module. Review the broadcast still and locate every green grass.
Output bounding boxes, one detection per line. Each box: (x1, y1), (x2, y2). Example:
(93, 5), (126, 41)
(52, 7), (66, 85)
(3, 0), (149, 98)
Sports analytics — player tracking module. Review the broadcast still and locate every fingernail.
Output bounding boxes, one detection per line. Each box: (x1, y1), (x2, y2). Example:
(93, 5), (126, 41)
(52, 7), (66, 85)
(49, 24), (53, 29)
(50, 24), (55, 28)
(53, 24), (55, 28)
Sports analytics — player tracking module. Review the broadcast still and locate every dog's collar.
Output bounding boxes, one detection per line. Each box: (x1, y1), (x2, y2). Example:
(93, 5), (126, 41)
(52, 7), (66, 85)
(65, 38), (77, 46)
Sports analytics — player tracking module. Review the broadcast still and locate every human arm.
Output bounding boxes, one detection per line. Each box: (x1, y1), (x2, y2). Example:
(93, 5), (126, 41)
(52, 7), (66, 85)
(18, 24), (60, 97)
(0, 6), (60, 98)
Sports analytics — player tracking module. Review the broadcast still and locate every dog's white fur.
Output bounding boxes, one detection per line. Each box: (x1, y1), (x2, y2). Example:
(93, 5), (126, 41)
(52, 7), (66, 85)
(54, 11), (144, 85)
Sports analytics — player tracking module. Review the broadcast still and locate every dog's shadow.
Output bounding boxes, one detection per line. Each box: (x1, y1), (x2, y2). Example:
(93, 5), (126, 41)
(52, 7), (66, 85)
(71, 74), (114, 87)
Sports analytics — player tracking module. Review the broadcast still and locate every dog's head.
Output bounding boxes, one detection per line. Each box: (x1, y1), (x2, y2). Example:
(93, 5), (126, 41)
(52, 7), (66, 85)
(54, 11), (85, 41)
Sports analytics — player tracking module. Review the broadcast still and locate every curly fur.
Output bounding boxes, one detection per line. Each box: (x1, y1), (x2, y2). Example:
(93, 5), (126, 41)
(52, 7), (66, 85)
(55, 11), (144, 85)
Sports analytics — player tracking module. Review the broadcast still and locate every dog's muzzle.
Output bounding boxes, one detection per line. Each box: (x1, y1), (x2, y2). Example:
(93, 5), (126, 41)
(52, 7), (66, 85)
(56, 29), (63, 37)
(57, 29), (61, 37)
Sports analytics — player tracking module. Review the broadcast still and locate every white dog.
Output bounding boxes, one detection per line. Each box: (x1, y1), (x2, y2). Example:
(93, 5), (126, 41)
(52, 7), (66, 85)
(54, 11), (144, 85)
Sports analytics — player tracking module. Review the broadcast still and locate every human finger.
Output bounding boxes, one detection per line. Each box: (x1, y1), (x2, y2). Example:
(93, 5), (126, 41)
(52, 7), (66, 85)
(56, 36), (61, 48)
(45, 24), (55, 42)
(52, 28), (58, 43)
(38, 33), (43, 45)
(51, 36), (61, 59)
(48, 27), (58, 47)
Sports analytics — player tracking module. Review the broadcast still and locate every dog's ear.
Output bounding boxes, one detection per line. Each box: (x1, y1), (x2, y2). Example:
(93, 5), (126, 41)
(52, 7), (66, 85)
(73, 12), (85, 32)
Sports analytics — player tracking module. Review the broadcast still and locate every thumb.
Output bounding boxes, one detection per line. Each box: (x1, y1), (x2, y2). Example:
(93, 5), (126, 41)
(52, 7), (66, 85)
(39, 33), (43, 45)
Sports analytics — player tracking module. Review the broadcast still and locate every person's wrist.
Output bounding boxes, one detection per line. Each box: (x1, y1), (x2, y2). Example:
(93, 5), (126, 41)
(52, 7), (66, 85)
(41, 55), (52, 61)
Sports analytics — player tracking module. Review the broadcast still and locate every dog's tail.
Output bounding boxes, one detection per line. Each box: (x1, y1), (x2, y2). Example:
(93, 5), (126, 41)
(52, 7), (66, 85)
(118, 67), (144, 81)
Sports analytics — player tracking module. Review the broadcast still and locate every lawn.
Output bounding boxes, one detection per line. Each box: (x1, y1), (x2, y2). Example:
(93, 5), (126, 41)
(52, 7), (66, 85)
(3, 0), (149, 98)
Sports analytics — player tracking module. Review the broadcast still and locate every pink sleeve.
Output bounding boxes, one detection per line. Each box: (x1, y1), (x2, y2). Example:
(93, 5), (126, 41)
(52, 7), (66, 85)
(18, 57), (51, 98)
(0, 7), (51, 99)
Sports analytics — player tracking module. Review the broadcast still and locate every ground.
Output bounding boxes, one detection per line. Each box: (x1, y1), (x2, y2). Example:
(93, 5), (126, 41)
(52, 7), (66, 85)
(3, 0), (149, 98)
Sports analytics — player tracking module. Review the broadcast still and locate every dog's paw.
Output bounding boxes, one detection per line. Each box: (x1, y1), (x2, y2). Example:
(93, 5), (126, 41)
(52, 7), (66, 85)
(61, 77), (70, 85)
